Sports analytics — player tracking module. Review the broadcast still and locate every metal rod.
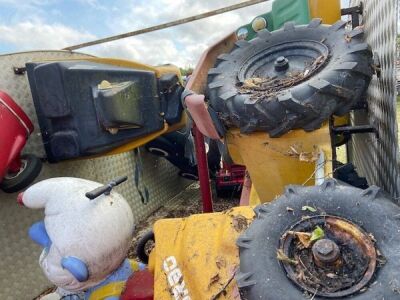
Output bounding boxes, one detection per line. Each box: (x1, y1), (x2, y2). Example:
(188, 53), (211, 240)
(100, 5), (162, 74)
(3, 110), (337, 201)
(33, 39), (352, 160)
(192, 124), (213, 213)
(63, 0), (269, 50)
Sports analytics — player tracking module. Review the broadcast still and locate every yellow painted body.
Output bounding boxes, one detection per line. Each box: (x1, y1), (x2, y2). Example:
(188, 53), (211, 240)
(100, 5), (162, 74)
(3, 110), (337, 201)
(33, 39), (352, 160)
(148, 206), (255, 300)
(227, 125), (332, 203)
(308, 0), (341, 24)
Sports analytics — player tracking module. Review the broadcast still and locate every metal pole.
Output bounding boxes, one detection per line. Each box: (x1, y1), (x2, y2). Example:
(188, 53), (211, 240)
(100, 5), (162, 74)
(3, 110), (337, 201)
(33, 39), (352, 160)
(63, 0), (269, 51)
(192, 124), (213, 213)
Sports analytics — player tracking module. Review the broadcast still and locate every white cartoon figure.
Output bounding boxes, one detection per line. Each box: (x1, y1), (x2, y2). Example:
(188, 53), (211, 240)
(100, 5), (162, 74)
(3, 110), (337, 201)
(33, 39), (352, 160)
(18, 176), (144, 299)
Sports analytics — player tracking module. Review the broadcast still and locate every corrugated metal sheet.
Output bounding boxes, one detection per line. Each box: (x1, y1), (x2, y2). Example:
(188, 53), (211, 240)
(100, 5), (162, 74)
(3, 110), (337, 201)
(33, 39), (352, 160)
(349, 0), (399, 199)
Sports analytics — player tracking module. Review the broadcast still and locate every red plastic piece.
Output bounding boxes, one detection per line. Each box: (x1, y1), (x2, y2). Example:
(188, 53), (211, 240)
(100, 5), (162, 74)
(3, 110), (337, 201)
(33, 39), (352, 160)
(216, 164), (246, 189)
(193, 124), (213, 213)
(185, 94), (220, 140)
(17, 192), (24, 206)
(121, 269), (154, 300)
(0, 91), (33, 181)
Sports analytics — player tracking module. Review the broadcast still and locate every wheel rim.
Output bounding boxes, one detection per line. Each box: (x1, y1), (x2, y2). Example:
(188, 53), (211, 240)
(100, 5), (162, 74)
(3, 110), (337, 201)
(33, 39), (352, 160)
(4, 159), (27, 180)
(238, 40), (329, 94)
(279, 215), (377, 298)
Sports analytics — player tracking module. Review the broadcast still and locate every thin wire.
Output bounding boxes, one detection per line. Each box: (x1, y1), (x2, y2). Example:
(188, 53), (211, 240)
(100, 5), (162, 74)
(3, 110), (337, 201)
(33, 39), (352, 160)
(63, 0), (269, 51)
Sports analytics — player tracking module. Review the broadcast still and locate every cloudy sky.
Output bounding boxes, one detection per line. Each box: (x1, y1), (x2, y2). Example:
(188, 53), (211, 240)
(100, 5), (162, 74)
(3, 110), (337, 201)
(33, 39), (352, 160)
(0, 0), (354, 68)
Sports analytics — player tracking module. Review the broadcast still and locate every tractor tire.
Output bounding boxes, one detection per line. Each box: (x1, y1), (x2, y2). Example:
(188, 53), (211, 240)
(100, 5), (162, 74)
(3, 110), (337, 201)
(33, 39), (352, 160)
(236, 180), (400, 299)
(207, 19), (374, 137)
(1, 154), (42, 193)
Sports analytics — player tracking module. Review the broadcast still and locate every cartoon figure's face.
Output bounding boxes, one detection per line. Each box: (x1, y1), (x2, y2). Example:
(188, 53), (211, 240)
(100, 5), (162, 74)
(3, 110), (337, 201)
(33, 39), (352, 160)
(19, 177), (134, 292)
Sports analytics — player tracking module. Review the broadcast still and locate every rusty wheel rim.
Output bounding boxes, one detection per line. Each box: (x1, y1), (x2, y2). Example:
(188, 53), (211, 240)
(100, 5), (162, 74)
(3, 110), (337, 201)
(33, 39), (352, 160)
(279, 215), (377, 298)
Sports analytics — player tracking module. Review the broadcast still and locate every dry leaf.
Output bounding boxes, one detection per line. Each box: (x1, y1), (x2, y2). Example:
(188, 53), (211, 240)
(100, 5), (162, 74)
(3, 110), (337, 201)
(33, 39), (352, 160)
(287, 231), (312, 248)
(232, 215), (248, 232)
(277, 249), (298, 265)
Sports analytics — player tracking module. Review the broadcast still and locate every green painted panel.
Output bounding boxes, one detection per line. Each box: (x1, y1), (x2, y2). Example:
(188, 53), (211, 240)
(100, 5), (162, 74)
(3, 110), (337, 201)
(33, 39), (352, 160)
(236, 0), (310, 41)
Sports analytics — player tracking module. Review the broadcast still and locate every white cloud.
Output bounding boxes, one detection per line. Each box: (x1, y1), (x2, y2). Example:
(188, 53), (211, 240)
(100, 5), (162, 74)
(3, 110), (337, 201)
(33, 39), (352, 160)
(87, 0), (272, 67)
(0, 20), (95, 50)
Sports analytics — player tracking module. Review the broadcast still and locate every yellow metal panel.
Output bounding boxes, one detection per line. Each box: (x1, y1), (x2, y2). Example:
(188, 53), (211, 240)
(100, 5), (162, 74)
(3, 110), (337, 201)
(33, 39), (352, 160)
(226, 125), (332, 202)
(249, 184), (261, 206)
(149, 206), (255, 300)
(309, 0), (341, 24)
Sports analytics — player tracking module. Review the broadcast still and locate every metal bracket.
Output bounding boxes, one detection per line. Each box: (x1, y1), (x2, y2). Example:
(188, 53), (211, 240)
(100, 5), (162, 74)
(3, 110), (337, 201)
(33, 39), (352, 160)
(13, 67), (26, 75)
(85, 176), (128, 200)
(341, 2), (363, 28)
(332, 125), (377, 136)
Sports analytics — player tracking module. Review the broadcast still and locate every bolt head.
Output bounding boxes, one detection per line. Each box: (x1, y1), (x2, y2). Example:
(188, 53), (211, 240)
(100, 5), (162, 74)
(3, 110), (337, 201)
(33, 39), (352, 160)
(276, 56), (286, 64)
(315, 239), (334, 255)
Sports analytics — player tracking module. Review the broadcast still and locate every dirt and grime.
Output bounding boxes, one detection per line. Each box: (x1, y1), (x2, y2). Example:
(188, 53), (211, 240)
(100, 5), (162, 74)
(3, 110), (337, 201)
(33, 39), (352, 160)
(238, 55), (327, 101)
(279, 215), (382, 297)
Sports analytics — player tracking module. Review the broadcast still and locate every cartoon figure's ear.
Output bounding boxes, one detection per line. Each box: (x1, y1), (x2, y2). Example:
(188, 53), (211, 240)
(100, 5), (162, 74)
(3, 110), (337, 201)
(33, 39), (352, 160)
(28, 221), (52, 248)
(61, 256), (89, 282)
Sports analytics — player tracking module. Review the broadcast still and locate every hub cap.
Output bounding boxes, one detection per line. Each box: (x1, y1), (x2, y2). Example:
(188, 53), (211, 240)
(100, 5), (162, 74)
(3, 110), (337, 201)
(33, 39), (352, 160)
(279, 215), (377, 298)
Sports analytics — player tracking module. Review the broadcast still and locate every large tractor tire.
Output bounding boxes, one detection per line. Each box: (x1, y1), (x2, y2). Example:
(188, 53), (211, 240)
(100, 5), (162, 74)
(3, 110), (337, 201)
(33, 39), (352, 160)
(207, 19), (374, 137)
(236, 180), (400, 299)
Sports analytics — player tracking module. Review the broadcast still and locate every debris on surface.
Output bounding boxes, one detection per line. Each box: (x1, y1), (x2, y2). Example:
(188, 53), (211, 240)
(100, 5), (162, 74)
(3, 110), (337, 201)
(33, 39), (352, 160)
(129, 183), (239, 259)
(302, 206), (317, 213)
(288, 144), (320, 162)
(310, 226), (325, 242)
(238, 55), (327, 100)
(232, 214), (249, 232)
(277, 249), (298, 265)
(287, 231), (313, 248)
(208, 273), (221, 288)
(216, 256), (227, 269)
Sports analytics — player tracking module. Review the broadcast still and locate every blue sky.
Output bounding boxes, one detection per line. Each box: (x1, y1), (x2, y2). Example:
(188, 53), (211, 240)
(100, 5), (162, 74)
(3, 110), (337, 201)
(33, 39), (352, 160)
(0, 0), (359, 67)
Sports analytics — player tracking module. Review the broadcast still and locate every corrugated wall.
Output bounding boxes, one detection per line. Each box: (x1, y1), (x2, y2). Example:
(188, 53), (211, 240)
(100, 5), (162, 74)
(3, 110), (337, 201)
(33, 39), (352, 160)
(349, 0), (399, 199)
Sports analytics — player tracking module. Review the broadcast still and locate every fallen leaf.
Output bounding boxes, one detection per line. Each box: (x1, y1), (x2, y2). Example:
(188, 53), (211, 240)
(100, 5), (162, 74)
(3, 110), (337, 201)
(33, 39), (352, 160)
(302, 206), (317, 213)
(287, 231), (312, 248)
(232, 215), (248, 232)
(276, 249), (298, 265)
(310, 226), (325, 242)
(326, 273), (337, 279)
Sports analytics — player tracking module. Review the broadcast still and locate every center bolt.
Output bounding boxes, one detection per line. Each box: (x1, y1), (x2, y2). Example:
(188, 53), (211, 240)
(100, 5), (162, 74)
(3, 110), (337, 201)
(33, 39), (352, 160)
(312, 239), (341, 266)
(274, 56), (290, 72)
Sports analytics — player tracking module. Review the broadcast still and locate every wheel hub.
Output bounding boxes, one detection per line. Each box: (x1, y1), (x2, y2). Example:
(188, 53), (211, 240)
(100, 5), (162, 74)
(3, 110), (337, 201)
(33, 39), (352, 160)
(279, 215), (377, 298)
(238, 40), (329, 96)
